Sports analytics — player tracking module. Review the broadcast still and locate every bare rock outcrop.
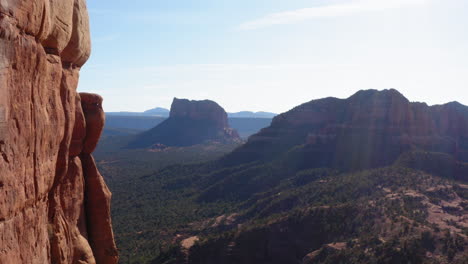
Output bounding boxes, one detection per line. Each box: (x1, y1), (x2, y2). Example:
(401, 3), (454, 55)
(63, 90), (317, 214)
(81, 93), (106, 154)
(170, 98), (229, 129)
(226, 89), (468, 177)
(128, 98), (240, 148)
(0, 0), (118, 263)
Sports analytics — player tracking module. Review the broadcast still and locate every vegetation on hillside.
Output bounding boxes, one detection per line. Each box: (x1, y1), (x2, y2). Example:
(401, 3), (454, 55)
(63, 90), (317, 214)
(97, 140), (468, 263)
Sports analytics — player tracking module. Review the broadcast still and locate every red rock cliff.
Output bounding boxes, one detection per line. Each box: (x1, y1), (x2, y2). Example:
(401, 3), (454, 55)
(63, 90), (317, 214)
(127, 98), (240, 148)
(226, 89), (468, 172)
(170, 98), (229, 129)
(0, 0), (118, 263)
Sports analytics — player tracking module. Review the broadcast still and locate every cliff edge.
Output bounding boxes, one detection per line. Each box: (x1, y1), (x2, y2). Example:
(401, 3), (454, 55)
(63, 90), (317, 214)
(0, 0), (118, 263)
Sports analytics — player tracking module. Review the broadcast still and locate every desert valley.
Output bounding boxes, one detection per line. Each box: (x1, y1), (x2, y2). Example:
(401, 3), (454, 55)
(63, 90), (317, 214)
(1, 0), (467, 264)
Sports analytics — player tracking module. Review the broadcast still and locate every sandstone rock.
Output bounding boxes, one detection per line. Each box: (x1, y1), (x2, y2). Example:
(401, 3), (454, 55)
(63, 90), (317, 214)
(49, 157), (95, 264)
(227, 89), (468, 173)
(70, 93), (87, 157)
(40, 0), (76, 54)
(128, 98), (241, 148)
(80, 93), (105, 154)
(81, 154), (119, 264)
(170, 98), (229, 128)
(61, 0), (92, 67)
(0, 0), (118, 263)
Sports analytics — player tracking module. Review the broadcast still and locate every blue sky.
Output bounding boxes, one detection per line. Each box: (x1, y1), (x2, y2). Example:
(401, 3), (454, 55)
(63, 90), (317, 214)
(80, 0), (468, 113)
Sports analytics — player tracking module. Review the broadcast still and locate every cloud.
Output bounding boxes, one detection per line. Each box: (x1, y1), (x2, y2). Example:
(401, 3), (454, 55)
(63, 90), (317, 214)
(238, 0), (428, 30)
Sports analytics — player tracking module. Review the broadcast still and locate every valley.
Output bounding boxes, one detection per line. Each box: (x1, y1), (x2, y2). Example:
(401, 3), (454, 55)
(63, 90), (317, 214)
(3, 1), (467, 264)
(96, 90), (468, 263)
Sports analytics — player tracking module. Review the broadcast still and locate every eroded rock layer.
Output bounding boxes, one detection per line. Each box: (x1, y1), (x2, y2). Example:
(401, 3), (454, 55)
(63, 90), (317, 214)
(170, 98), (230, 129)
(0, 1), (118, 263)
(128, 98), (241, 148)
(226, 89), (468, 178)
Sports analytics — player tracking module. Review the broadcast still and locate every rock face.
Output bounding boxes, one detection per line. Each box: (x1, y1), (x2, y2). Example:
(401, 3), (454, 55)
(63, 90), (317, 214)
(128, 98), (240, 148)
(0, 1), (118, 263)
(226, 89), (468, 178)
(170, 98), (229, 128)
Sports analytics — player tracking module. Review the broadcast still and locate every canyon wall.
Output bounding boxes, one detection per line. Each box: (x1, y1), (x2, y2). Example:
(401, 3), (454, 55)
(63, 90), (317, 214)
(226, 89), (468, 172)
(170, 98), (229, 129)
(0, 0), (118, 263)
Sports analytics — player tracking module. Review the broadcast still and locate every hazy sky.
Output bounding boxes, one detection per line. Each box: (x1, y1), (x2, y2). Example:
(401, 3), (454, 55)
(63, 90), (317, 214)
(80, 0), (468, 113)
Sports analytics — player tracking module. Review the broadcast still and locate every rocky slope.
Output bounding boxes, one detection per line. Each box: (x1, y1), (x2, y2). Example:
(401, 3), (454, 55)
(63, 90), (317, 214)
(185, 169), (468, 264)
(226, 89), (468, 176)
(0, 1), (118, 263)
(128, 98), (240, 148)
(144, 90), (467, 264)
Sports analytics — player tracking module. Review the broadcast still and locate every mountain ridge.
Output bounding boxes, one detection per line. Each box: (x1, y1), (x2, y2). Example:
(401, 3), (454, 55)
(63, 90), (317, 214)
(224, 89), (468, 172)
(142, 89), (468, 263)
(106, 106), (276, 119)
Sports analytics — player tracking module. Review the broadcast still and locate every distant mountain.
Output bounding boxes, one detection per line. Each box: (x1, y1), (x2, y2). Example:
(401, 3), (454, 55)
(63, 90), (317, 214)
(228, 118), (272, 138)
(126, 98), (241, 148)
(104, 115), (166, 132)
(107, 108), (275, 118)
(228, 111), (277, 118)
(143, 107), (170, 116)
(105, 111), (149, 116)
(103, 115), (271, 139)
(106, 107), (170, 117)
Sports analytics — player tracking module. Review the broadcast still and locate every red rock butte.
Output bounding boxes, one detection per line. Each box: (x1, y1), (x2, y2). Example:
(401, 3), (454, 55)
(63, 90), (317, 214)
(170, 98), (230, 129)
(127, 98), (241, 148)
(0, 0), (118, 263)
